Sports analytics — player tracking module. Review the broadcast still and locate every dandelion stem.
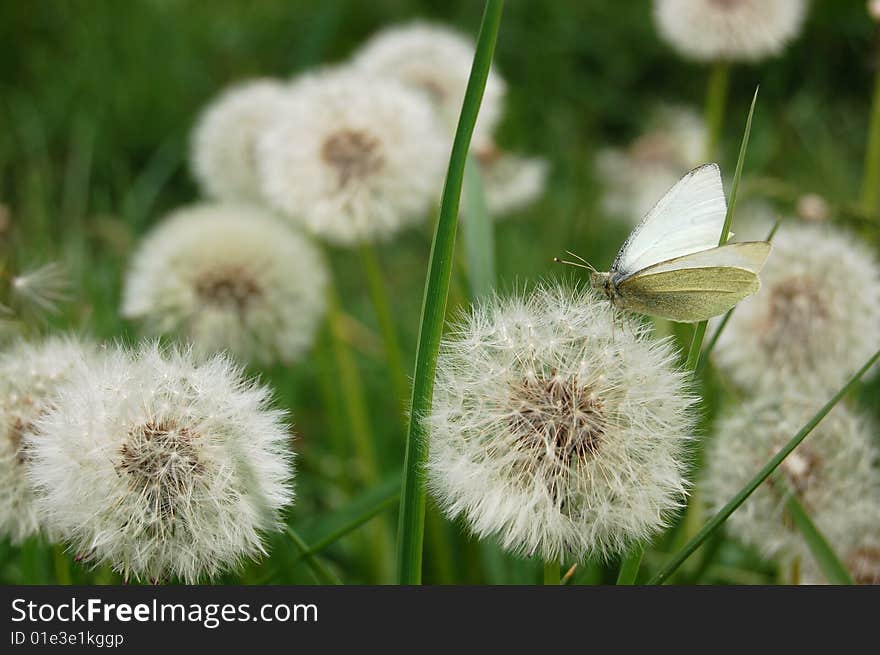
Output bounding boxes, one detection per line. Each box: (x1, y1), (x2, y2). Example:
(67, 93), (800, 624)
(648, 347), (880, 584)
(327, 284), (395, 582)
(396, 0), (505, 585)
(543, 560), (561, 585)
(861, 62), (880, 214)
(776, 473), (854, 585)
(703, 61), (729, 161)
(359, 243), (410, 427)
(462, 155), (495, 298)
(284, 526), (343, 585)
(615, 548), (643, 585)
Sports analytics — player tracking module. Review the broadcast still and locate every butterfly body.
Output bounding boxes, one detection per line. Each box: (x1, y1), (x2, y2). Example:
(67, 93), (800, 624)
(588, 163), (771, 323)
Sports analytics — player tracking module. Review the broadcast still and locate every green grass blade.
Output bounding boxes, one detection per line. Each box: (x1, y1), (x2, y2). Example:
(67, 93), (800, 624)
(299, 475), (400, 559)
(777, 474), (854, 585)
(396, 0), (505, 585)
(687, 86), (758, 371)
(648, 347), (880, 584)
(615, 548), (644, 585)
(284, 526), (343, 585)
(462, 155), (495, 298)
(543, 560), (561, 585)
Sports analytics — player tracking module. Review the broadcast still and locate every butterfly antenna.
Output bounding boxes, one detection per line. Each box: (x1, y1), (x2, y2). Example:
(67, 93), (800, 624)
(553, 251), (597, 273)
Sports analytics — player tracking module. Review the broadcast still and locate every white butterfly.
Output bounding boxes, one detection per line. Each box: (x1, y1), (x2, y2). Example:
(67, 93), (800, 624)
(580, 163), (771, 322)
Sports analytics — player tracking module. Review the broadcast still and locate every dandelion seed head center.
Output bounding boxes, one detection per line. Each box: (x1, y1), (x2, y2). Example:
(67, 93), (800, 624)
(761, 275), (828, 343)
(508, 372), (605, 463)
(779, 446), (821, 495)
(847, 546), (880, 585)
(320, 128), (385, 186)
(708, 0), (750, 10)
(194, 266), (263, 312)
(117, 419), (204, 522)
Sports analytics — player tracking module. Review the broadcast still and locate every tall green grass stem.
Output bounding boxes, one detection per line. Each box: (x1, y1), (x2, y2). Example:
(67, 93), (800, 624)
(543, 560), (561, 585)
(396, 0), (504, 585)
(861, 64), (880, 214)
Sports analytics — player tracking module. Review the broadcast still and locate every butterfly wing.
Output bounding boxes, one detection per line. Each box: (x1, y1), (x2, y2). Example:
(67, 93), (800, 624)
(614, 242), (771, 322)
(612, 163), (727, 280)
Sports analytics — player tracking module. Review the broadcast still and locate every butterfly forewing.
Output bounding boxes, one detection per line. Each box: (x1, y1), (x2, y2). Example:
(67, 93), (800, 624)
(612, 163), (727, 280)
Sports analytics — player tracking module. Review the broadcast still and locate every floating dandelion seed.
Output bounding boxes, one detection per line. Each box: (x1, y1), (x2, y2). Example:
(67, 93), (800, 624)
(27, 342), (295, 583)
(191, 79), (291, 203)
(426, 283), (696, 562)
(122, 204), (328, 365)
(596, 106), (705, 226)
(10, 262), (71, 316)
(352, 21), (506, 148)
(704, 396), (880, 563)
(714, 223), (880, 394)
(654, 0), (808, 63)
(474, 144), (549, 219)
(0, 336), (96, 543)
(257, 68), (448, 246)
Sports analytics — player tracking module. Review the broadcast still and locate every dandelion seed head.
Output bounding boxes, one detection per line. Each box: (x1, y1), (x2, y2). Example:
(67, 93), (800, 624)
(0, 336), (96, 542)
(191, 79), (291, 203)
(654, 0), (808, 62)
(122, 204), (328, 365)
(27, 341), (295, 583)
(257, 68), (448, 246)
(474, 145), (549, 219)
(596, 106), (704, 226)
(704, 396), (880, 562)
(800, 503), (880, 584)
(352, 21), (506, 148)
(426, 283), (696, 562)
(714, 223), (880, 394)
(869, 0), (880, 23)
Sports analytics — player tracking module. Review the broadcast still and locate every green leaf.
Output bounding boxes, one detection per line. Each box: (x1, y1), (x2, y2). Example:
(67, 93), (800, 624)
(396, 0), (505, 585)
(615, 548), (644, 585)
(462, 155), (495, 299)
(300, 475), (400, 559)
(648, 347), (880, 584)
(777, 474), (854, 585)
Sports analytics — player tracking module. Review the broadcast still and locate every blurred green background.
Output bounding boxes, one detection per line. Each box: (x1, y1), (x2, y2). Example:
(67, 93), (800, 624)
(0, 0), (877, 584)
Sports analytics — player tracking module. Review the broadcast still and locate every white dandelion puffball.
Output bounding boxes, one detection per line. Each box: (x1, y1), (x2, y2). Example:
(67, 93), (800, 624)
(426, 283), (697, 562)
(596, 106), (705, 226)
(27, 342), (294, 583)
(474, 145), (549, 219)
(0, 336), (96, 543)
(714, 223), (880, 394)
(704, 396), (880, 562)
(122, 203), (328, 365)
(257, 68), (448, 246)
(191, 79), (290, 203)
(654, 0), (807, 62)
(352, 21), (506, 148)
(869, 0), (880, 23)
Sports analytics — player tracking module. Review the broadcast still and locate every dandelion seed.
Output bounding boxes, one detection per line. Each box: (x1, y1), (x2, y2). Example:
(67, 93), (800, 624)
(122, 204), (327, 365)
(191, 79), (291, 203)
(0, 336), (96, 542)
(595, 106), (704, 226)
(10, 262), (71, 316)
(714, 223), (880, 393)
(704, 396), (880, 564)
(352, 21), (506, 148)
(257, 68), (448, 246)
(27, 342), (295, 583)
(474, 144), (549, 219)
(654, 0), (808, 63)
(426, 283), (696, 562)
